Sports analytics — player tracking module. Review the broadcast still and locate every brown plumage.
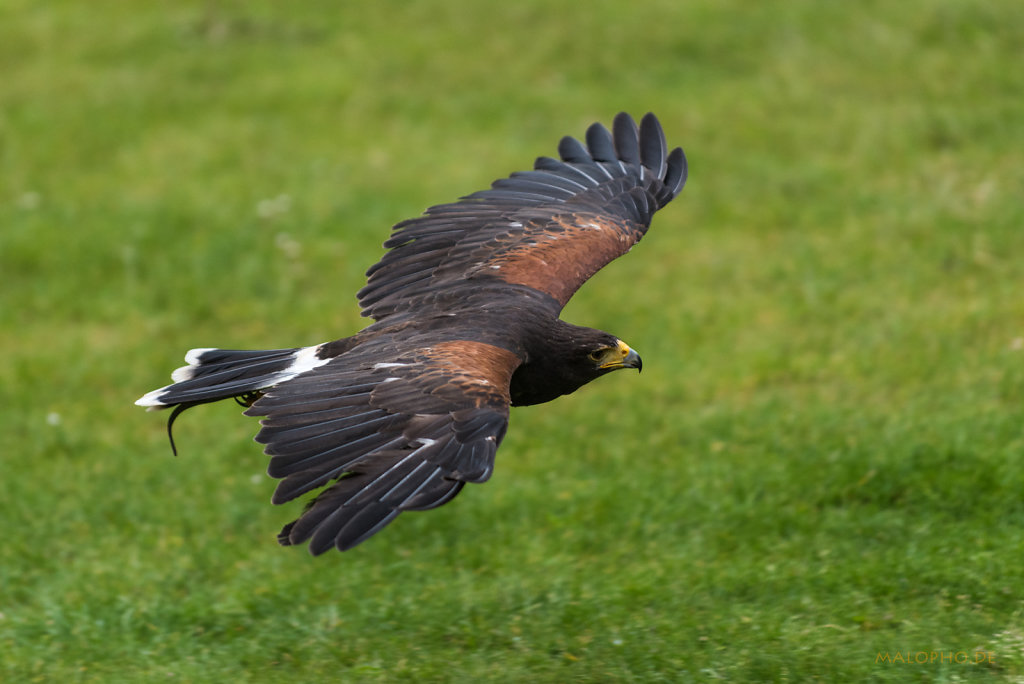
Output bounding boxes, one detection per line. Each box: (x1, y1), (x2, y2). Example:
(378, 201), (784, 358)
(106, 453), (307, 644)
(137, 112), (687, 554)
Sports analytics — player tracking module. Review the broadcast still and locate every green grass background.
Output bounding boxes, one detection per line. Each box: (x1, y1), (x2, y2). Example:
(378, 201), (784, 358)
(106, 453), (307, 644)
(2, 0), (1023, 681)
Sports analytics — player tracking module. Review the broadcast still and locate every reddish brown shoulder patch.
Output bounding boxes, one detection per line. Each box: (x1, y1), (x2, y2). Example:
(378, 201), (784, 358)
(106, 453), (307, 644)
(479, 213), (642, 306)
(419, 340), (521, 407)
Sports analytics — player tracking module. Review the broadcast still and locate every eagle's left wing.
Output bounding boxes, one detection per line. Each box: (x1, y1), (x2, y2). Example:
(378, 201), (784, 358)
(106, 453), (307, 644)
(245, 336), (520, 554)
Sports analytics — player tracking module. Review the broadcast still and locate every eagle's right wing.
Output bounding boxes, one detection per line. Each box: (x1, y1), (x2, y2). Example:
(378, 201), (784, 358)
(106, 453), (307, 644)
(358, 112), (687, 319)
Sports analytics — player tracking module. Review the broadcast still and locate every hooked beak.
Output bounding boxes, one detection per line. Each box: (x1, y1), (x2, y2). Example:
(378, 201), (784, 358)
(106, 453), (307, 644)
(598, 340), (643, 372)
(623, 347), (642, 372)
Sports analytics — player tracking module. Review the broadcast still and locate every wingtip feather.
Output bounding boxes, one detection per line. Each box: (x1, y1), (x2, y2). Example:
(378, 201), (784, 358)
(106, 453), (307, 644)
(639, 112), (667, 178)
(558, 135), (590, 163)
(585, 121), (616, 162)
(612, 112), (641, 167)
(664, 146), (688, 198)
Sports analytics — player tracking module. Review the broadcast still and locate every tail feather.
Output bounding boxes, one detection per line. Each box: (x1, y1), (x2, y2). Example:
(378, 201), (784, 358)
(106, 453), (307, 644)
(137, 345), (333, 454)
(136, 346), (330, 409)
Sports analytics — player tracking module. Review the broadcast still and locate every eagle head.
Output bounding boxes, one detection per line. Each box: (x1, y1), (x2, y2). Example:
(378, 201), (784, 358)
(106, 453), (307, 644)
(510, 324), (642, 406)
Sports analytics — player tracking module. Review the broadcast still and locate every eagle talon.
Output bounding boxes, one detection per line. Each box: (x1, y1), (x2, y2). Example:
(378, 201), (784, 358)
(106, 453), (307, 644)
(233, 391), (263, 408)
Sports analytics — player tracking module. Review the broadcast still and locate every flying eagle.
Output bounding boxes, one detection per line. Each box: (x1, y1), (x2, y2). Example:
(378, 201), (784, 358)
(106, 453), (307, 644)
(137, 112), (687, 554)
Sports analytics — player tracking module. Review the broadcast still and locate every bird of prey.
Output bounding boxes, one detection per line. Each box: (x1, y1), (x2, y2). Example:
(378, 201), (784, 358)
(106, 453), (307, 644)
(137, 112), (687, 554)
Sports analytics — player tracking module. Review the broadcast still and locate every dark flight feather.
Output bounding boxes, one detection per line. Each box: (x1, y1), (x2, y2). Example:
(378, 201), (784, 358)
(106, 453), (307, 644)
(585, 121), (617, 162)
(612, 112), (641, 168)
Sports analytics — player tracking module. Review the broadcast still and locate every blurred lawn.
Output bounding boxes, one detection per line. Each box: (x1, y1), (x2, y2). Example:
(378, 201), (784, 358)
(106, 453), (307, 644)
(2, 0), (1023, 681)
